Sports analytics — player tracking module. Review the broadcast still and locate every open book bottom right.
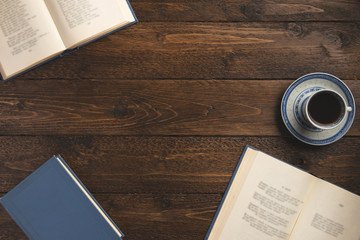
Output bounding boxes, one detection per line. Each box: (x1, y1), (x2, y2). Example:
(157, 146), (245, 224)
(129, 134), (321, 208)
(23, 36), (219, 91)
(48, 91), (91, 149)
(205, 146), (360, 240)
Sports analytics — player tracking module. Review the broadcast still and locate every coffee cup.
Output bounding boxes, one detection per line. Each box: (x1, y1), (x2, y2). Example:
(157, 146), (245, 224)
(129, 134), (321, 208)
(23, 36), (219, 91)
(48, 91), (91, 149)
(303, 89), (352, 130)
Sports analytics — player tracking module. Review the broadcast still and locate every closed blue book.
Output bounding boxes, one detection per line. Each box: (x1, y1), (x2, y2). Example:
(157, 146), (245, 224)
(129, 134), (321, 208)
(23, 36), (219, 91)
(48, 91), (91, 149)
(0, 155), (124, 240)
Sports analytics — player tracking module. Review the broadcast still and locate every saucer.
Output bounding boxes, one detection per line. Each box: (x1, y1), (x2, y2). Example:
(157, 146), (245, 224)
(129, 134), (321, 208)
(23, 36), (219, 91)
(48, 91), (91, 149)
(281, 73), (355, 145)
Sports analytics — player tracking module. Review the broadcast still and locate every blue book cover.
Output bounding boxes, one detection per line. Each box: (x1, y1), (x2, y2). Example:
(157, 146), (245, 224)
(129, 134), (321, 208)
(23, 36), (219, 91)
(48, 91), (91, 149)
(0, 155), (124, 240)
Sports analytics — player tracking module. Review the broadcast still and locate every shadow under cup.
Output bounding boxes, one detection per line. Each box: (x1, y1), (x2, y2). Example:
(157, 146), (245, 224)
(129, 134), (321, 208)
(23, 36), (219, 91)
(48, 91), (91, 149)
(305, 90), (352, 130)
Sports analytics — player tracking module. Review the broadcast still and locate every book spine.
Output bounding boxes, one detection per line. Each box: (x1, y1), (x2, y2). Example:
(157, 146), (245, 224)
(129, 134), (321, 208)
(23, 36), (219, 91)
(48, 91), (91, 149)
(55, 155), (125, 238)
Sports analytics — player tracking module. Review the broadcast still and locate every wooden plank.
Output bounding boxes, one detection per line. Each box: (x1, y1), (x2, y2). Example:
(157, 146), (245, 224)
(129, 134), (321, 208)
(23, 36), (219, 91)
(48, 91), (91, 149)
(1, 80), (359, 135)
(0, 136), (359, 194)
(0, 193), (219, 240)
(132, 0), (360, 22)
(11, 22), (360, 80)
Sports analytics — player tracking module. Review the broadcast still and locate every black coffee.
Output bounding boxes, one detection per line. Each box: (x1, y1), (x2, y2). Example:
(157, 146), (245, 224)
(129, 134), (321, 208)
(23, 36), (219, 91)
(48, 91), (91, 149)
(308, 91), (342, 125)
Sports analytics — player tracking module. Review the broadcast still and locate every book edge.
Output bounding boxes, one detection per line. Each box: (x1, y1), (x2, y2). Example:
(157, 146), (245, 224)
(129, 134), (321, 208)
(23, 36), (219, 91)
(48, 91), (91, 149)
(125, 0), (138, 23)
(257, 148), (360, 197)
(67, 19), (137, 52)
(0, 62), (5, 81)
(65, 0), (138, 53)
(1, 155), (124, 239)
(204, 145), (256, 239)
(2, 0), (137, 81)
(0, 157), (59, 239)
(204, 145), (360, 239)
(55, 155), (125, 238)
(0, 200), (37, 240)
(1, 54), (62, 82)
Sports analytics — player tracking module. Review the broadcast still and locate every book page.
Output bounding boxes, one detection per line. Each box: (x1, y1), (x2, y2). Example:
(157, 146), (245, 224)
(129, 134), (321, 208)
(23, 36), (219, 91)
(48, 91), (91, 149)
(0, 0), (65, 79)
(208, 148), (260, 240)
(44, 0), (135, 48)
(290, 180), (360, 240)
(215, 149), (315, 240)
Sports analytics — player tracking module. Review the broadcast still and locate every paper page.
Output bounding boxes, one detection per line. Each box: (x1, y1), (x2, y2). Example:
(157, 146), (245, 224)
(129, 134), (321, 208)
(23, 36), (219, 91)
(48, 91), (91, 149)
(44, 0), (134, 48)
(290, 180), (360, 240)
(217, 150), (315, 240)
(0, 0), (65, 79)
(208, 148), (259, 240)
(116, 0), (136, 22)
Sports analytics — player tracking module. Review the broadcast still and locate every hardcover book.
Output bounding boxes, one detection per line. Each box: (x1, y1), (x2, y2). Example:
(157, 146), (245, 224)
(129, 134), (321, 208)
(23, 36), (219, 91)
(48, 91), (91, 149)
(205, 146), (360, 240)
(0, 0), (137, 81)
(0, 155), (124, 240)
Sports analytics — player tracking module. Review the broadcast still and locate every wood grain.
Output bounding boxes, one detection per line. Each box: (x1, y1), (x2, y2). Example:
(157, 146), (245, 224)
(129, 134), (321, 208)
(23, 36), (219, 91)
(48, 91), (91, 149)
(1, 2), (360, 240)
(1, 193), (220, 240)
(11, 22), (360, 80)
(1, 136), (359, 195)
(132, 0), (360, 22)
(1, 80), (359, 135)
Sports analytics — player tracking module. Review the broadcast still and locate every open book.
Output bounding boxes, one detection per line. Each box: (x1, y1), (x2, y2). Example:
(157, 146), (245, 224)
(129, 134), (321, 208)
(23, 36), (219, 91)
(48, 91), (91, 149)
(0, 0), (137, 81)
(206, 146), (360, 240)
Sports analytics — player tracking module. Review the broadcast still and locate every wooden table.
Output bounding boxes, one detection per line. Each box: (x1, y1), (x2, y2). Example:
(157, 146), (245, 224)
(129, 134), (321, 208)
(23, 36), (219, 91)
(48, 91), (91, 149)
(1, 1), (360, 239)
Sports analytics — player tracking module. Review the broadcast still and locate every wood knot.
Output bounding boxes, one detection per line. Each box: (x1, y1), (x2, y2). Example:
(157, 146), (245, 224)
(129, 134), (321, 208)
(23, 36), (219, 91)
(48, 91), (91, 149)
(155, 195), (172, 210)
(112, 100), (132, 118)
(295, 158), (307, 167)
(241, 1), (264, 19)
(222, 51), (236, 68)
(160, 198), (172, 209)
(323, 31), (348, 49)
(156, 32), (166, 42)
(16, 99), (26, 110)
(287, 23), (305, 38)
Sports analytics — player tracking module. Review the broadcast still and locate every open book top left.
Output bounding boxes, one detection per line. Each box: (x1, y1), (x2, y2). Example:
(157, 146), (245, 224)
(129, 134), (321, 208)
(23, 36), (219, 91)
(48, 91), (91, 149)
(0, 0), (137, 81)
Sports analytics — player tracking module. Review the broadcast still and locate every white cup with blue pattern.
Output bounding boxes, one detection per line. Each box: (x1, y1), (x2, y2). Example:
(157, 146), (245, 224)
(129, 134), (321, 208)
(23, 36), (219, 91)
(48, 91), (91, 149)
(302, 89), (353, 130)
